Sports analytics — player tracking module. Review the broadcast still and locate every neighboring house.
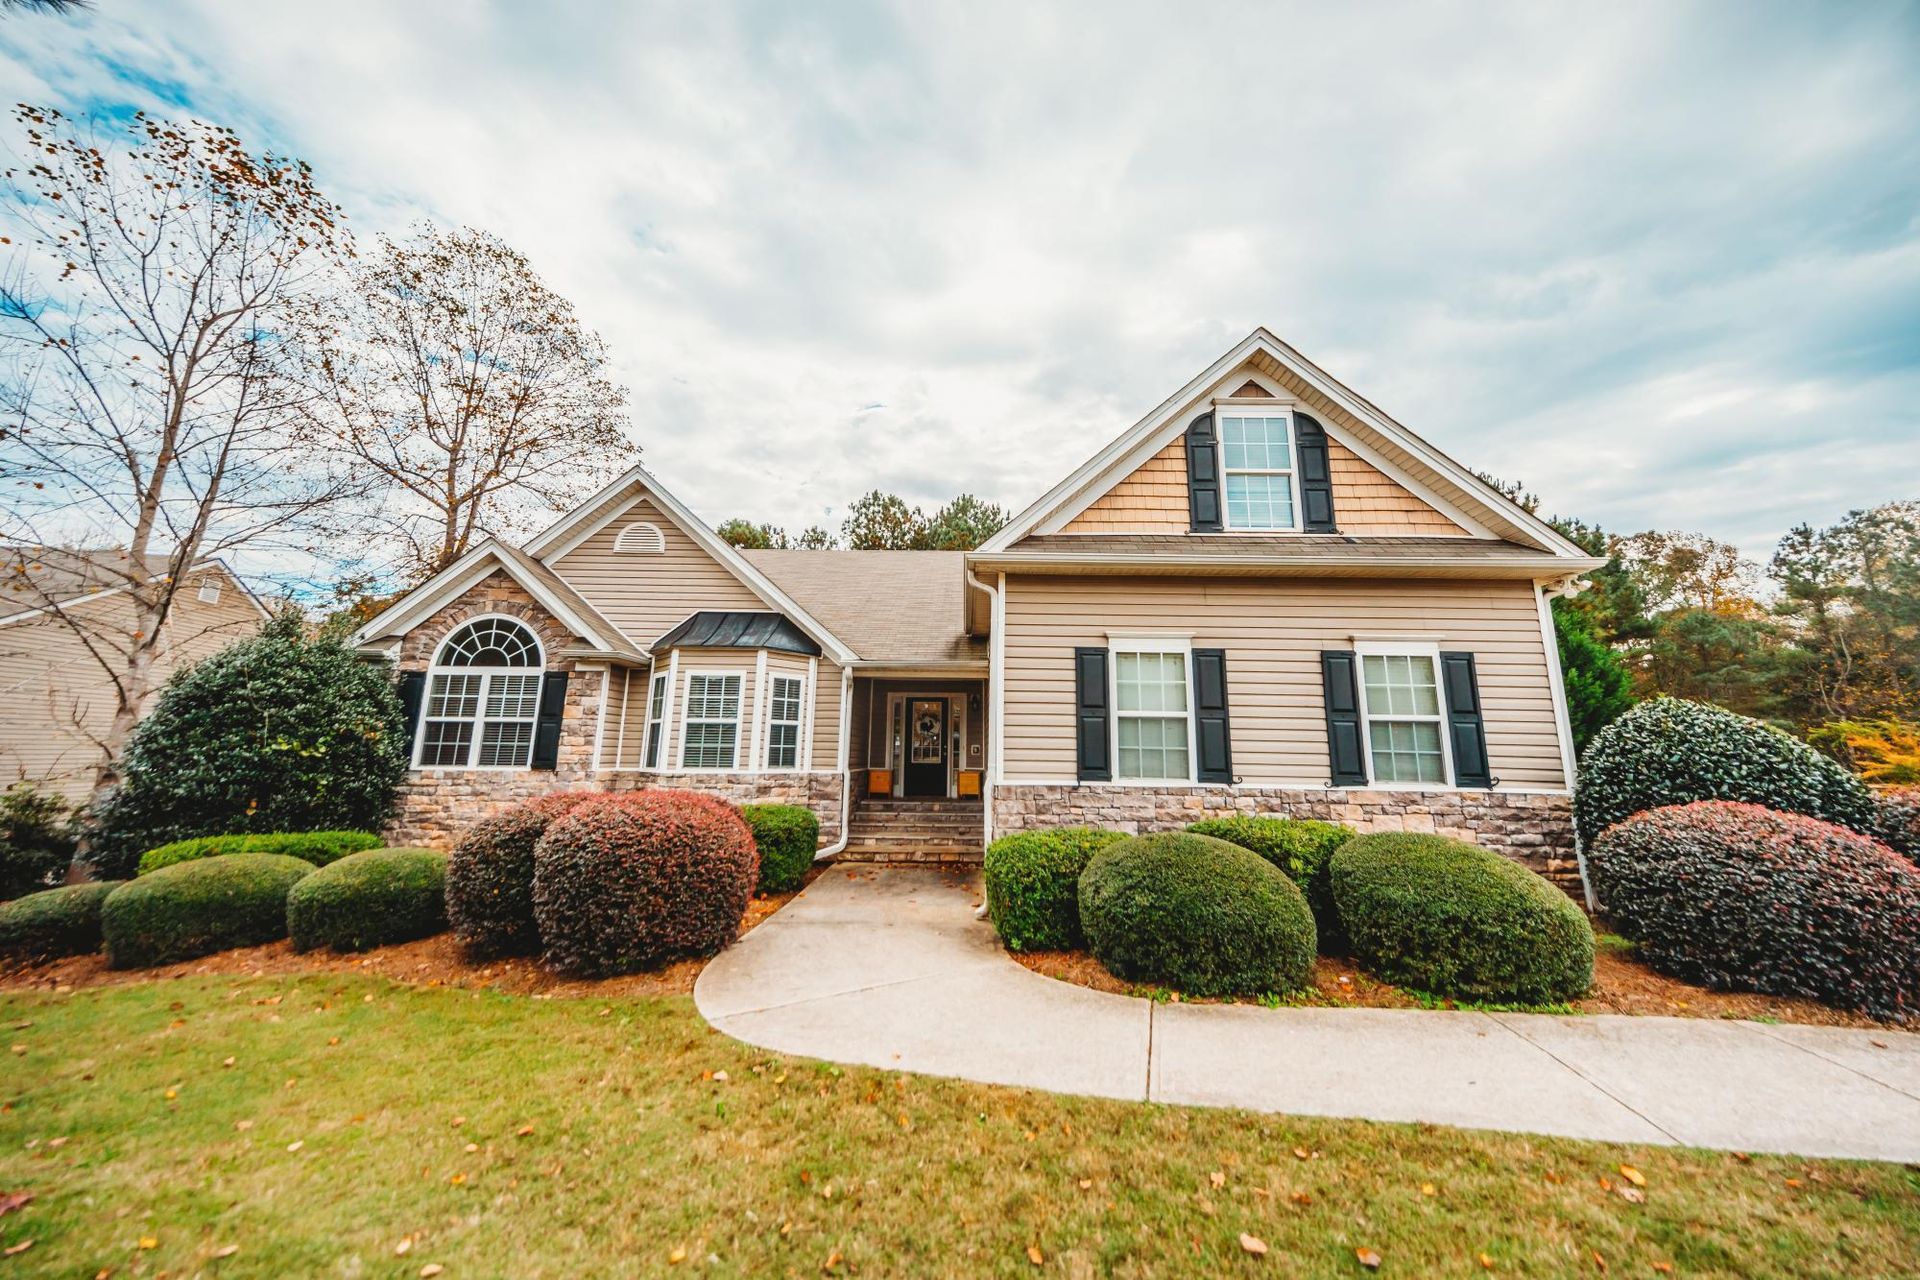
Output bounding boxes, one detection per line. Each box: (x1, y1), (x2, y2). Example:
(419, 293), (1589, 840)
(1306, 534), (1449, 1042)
(0, 547), (270, 803)
(352, 330), (1605, 890)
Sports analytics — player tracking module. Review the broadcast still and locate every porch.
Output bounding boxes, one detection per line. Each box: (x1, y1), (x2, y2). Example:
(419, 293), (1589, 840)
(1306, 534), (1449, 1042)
(843, 674), (988, 863)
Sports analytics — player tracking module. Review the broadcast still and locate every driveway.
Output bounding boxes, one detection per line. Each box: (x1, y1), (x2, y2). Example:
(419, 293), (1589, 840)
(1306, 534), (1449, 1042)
(694, 866), (1920, 1162)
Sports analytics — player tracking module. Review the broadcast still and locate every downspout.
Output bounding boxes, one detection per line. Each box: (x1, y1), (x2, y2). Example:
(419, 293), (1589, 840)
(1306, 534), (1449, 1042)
(814, 663), (856, 861)
(966, 564), (1001, 853)
(1538, 575), (1597, 911)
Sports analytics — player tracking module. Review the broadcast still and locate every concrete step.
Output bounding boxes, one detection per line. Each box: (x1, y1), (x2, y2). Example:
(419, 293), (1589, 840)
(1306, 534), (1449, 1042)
(854, 798), (983, 813)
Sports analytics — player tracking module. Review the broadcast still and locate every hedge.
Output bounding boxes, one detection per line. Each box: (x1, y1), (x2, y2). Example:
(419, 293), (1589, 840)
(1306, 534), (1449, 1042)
(287, 847), (449, 953)
(983, 827), (1127, 952)
(740, 804), (819, 894)
(137, 830), (382, 877)
(1573, 696), (1878, 845)
(0, 783), (76, 900)
(1330, 832), (1593, 1004)
(0, 881), (122, 961)
(101, 853), (315, 968)
(532, 790), (758, 977)
(446, 793), (598, 956)
(1875, 787), (1920, 862)
(1078, 832), (1316, 996)
(1185, 815), (1354, 946)
(1588, 801), (1920, 1018)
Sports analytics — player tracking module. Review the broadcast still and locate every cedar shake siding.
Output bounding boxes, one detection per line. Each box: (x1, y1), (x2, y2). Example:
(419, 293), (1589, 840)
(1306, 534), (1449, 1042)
(998, 574), (1566, 791)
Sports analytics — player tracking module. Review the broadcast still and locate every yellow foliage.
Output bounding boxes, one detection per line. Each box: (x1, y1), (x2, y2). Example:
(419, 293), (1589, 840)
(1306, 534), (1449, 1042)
(1809, 719), (1920, 785)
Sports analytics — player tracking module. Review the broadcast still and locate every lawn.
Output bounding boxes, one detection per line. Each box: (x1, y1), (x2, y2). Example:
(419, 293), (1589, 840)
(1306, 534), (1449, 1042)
(2, 977), (1916, 1278)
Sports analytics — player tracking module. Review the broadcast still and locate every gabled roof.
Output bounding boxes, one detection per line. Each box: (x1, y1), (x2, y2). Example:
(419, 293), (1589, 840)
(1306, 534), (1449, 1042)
(652, 610), (822, 656)
(743, 550), (987, 667)
(979, 328), (1594, 559)
(0, 545), (270, 626)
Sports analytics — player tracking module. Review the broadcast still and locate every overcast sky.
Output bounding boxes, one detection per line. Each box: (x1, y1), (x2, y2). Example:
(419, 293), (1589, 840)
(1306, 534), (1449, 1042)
(2, 1), (1915, 565)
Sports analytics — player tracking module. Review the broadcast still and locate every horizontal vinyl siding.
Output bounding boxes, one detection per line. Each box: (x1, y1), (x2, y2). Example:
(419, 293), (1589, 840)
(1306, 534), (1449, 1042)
(552, 494), (765, 648)
(810, 660), (841, 770)
(1001, 575), (1564, 790)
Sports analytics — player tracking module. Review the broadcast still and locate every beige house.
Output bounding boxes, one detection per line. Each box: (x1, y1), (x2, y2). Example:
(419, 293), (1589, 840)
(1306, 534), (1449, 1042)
(0, 548), (269, 803)
(352, 330), (1605, 889)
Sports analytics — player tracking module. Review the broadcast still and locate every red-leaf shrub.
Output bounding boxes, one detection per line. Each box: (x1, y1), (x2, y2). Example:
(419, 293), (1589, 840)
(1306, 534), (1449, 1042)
(1875, 787), (1920, 862)
(1588, 801), (1920, 1019)
(531, 789), (758, 977)
(446, 792), (598, 957)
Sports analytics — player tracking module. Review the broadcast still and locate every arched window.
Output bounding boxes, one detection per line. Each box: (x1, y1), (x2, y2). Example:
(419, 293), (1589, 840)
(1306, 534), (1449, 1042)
(418, 616), (545, 768)
(613, 522), (666, 553)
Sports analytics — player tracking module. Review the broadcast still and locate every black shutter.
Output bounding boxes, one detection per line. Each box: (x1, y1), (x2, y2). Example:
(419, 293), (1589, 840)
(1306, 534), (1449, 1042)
(1192, 648), (1233, 783)
(1074, 647), (1111, 781)
(1295, 413), (1337, 532)
(530, 671), (570, 771)
(397, 670), (426, 762)
(1440, 651), (1492, 788)
(1185, 412), (1222, 531)
(1320, 650), (1368, 787)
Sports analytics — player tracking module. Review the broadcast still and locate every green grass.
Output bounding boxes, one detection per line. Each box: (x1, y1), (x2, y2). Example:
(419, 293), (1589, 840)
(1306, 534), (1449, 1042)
(2, 977), (1916, 1278)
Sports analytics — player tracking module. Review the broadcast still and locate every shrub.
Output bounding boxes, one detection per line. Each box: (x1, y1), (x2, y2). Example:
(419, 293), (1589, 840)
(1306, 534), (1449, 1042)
(0, 783), (77, 900)
(532, 790), (757, 977)
(983, 827), (1127, 952)
(287, 847), (449, 952)
(446, 792), (597, 957)
(88, 613), (409, 878)
(1185, 816), (1354, 946)
(0, 881), (122, 961)
(136, 830), (383, 876)
(1330, 833), (1593, 1004)
(100, 853), (315, 968)
(740, 804), (820, 894)
(1077, 832), (1315, 996)
(1573, 696), (1877, 846)
(1587, 801), (1920, 1018)
(1874, 787), (1920, 862)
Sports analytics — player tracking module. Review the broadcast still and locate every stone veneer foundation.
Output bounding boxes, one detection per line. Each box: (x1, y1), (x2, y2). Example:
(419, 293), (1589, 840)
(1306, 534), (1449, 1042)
(991, 784), (1582, 896)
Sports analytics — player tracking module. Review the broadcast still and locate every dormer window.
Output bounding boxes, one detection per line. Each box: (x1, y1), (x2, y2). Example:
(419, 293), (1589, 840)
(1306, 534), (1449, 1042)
(1218, 411), (1298, 531)
(613, 522), (666, 553)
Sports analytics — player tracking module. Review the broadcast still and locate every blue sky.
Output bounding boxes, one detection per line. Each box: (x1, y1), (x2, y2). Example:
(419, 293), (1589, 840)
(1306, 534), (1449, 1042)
(2, 1), (1915, 564)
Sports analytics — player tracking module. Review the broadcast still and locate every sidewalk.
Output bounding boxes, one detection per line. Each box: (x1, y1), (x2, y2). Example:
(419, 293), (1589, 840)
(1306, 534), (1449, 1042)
(694, 866), (1920, 1162)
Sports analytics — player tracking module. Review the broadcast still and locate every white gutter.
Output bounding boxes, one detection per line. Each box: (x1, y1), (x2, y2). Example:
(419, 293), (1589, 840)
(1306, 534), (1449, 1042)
(968, 552), (1611, 577)
(814, 664), (856, 861)
(967, 564), (1002, 851)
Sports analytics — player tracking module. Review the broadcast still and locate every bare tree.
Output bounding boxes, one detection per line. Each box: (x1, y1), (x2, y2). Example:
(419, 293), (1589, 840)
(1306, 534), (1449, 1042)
(300, 225), (634, 581)
(0, 105), (357, 833)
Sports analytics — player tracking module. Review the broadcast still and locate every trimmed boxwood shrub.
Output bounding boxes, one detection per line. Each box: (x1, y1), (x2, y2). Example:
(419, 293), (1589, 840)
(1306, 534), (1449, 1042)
(740, 804), (820, 894)
(532, 790), (758, 977)
(137, 830), (382, 876)
(1078, 832), (1315, 996)
(446, 793), (597, 957)
(1875, 787), (1920, 862)
(1331, 832), (1593, 1004)
(1185, 816), (1354, 945)
(1, 783), (77, 900)
(984, 827), (1127, 952)
(1574, 696), (1877, 845)
(288, 848), (449, 953)
(100, 853), (315, 968)
(0, 882), (123, 961)
(1588, 801), (1920, 1018)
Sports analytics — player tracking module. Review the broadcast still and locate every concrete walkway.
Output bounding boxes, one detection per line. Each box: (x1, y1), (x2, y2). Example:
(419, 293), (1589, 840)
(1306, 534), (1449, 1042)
(694, 866), (1920, 1162)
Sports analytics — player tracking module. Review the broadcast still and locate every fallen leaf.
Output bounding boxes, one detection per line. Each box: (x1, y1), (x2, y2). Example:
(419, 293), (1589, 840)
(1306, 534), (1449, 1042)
(1591, 1251), (1608, 1272)
(1289, 1191), (1312, 1206)
(222, 1057), (235, 1069)
(1618, 1165), (1646, 1188)
(822, 1249), (843, 1272)
(449, 1174), (466, 1186)
(451, 1117), (465, 1127)
(286, 1141), (304, 1153)
(2, 1240), (31, 1257)
(1209, 1170), (1225, 1189)
(1026, 1244), (1044, 1265)
(1617, 1186), (1645, 1204)
(516, 1125), (535, 1137)
(1732, 1151), (1751, 1162)
(8, 1046), (22, 1057)
(1239, 1233), (1268, 1257)
(211, 1244), (239, 1258)
(138, 1237), (158, 1250)
(669, 1246), (687, 1264)
(713, 1070), (729, 1083)
(234, 1120), (253, 1131)
(1356, 1247), (1382, 1270)
(164, 1089), (178, 1101)
(1478, 1252), (1495, 1270)
(1195, 1196), (1216, 1217)
(1420, 1182), (1436, 1196)
(419, 1267), (443, 1279)
(394, 1239), (413, 1256)
(0, 1191), (32, 1216)
(1651, 1264), (1674, 1274)
(464, 1143), (478, 1154)
(1784, 1178), (1803, 1188)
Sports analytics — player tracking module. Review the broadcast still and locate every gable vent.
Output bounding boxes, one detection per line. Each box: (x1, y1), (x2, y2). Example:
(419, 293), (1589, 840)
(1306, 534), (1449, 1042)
(613, 521), (666, 553)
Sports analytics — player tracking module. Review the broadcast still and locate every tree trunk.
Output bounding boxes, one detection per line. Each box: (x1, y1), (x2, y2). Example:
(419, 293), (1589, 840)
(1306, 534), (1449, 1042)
(65, 603), (163, 881)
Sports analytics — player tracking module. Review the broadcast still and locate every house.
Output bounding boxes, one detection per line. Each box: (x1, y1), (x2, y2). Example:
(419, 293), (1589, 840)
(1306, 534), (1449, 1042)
(0, 547), (270, 803)
(351, 330), (1606, 890)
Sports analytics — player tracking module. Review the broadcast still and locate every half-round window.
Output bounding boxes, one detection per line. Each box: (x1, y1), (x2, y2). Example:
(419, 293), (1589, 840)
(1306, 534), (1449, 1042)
(613, 522), (666, 553)
(417, 617), (545, 768)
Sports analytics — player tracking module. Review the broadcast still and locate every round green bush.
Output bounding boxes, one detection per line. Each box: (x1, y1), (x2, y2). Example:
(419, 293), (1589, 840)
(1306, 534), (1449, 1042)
(1077, 832), (1316, 996)
(1185, 815), (1355, 947)
(1875, 787), (1920, 862)
(984, 827), (1127, 952)
(740, 804), (820, 894)
(532, 790), (758, 977)
(446, 793), (598, 957)
(1574, 696), (1877, 846)
(1588, 801), (1920, 1018)
(88, 613), (409, 879)
(1331, 833), (1593, 1004)
(136, 830), (383, 876)
(287, 847), (449, 953)
(0, 783), (77, 900)
(0, 881), (123, 961)
(100, 853), (315, 969)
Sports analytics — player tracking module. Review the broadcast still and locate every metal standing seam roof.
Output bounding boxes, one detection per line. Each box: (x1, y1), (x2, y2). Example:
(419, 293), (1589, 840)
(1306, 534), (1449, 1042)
(651, 610), (823, 656)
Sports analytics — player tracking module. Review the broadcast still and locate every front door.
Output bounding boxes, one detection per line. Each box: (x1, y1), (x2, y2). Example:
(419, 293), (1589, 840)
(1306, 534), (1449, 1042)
(904, 698), (948, 797)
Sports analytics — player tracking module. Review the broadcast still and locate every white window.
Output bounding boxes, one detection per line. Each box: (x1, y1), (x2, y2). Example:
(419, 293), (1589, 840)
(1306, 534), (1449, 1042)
(1359, 651), (1450, 785)
(679, 673), (742, 770)
(613, 522), (666, 553)
(417, 617), (545, 769)
(1219, 411), (1297, 531)
(196, 576), (222, 605)
(643, 672), (667, 768)
(1113, 645), (1192, 781)
(765, 674), (804, 769)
